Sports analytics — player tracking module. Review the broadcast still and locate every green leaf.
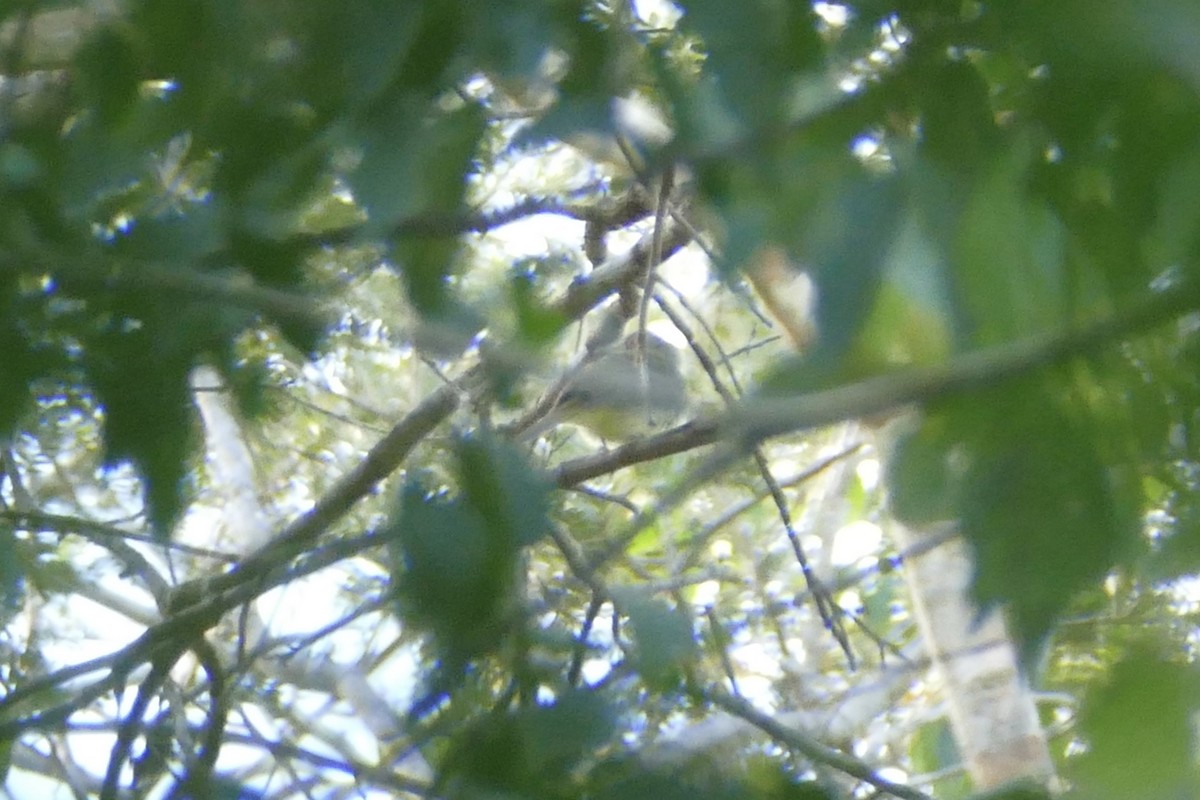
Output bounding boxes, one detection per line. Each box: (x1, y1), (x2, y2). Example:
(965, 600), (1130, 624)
(518, 15), (626, 147)
(1072, 648), (1200, 799)
(0, 279), (55, 435)
(351, 101), (485, 234)
(886, 417), (959, 525)
(83, 289), (253, 534)
(392, 237), (460, 318)
(795, 171), (904, 365)
(955, 144), (1067, 345)
(517, 691), (616, 778)
(682, 0), (823, 127)
(88, 329), (197, 536)
(128, 0), (249, 123)
(909, 718), (970, 800)
(290, 3), (426, 114)
(0, 734), (11, 787)
(749, 162), (905, 390)
(389, 437), (548, 675)
(456, 432), (553, 549)
(440, 691), (615, 795)
(917, 60), (1001, 178)
(74, 25), (142, 127)
(934, 379), (1139, 660)
(510, 270), (568, 345)
(389, 482), (508, 666)
(112, 205), (225, 264)
(612, 588), (695, 690)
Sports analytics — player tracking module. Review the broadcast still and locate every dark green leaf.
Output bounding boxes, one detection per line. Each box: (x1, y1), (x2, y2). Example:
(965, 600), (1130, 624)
(351, 102), (485, 235)
(88, 326), (197, 536)
(74, 25), (142, 127)
(0, 734), (11, 787)
(390, 482), (508, 666)
(293, 3), (425, 114)
(749, 162), (905, 387)
(918, 60), (1001, 177)
(440, 691), (614, 794)
(518, 13), (625, 146)
(389, 435), (548, 676)
(392, 237), (459, 318)
(456, 433), (553, 548)
(0, 279), (54, 435)
(112, 205), (224, 264)
(510, 270), (568, 345)
(794, 172), (902, 358)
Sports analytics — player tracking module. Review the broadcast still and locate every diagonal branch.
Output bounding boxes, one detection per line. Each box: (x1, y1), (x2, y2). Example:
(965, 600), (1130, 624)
(707, 687), (934, 800)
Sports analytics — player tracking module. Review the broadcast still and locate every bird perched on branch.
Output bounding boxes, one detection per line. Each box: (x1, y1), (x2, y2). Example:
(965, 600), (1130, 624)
(521, 332), (687, 442)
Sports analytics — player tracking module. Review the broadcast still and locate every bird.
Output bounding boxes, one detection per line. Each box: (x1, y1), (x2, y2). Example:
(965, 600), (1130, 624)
(520, 332), (687, 442)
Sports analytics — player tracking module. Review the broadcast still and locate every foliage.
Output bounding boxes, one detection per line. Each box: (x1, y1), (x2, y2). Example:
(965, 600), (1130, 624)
(1, 0), (1199, 799)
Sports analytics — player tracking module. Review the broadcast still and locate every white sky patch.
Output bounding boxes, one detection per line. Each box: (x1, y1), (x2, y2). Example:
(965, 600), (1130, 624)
(814, 2), (851, 28)
(852, 135), (881, 160)
(831, 520), (884, 567)
(692, 579), (721, 607)
(856, 456), (880, 491)
(632, 0), (683, 28)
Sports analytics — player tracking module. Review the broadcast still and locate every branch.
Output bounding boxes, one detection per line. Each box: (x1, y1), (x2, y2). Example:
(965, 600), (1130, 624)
(730, 277), (1200, 444)
(707, 688), (934, 800)
(29, 254), (333, 331)
(0, 219), (698, 734)
(386, 187), (653, 238)
(552, 418), (719, 487)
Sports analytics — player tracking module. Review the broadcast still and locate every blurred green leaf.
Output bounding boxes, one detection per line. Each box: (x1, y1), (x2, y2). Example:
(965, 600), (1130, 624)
(612, 588), (695, 690)
(87, 322), (198, 535)
(750, 161), (905, 390)
(0, 734), (10, 788)
(955, 143), (1067, 345)
(931, 378), (1139, 660)
(290, 3), (425, 115)
(440, 691), (616, 796)
(0, 279), (55, 435)
(909, 718), (970, 800)
(887, 417), (959, 525)
(510, 271), (568, 345)
(917, 60), (1001, 180)
(112, 205), (224, 264)
(1072, 648), (1200, 799)
(389, 434), (550, 681)
(681, 0), (823, 128)
(390, 482), (508, 670)
(393, 237), (460, 318)
(73, 25), (141, 127)
(518, 15), (627, 147)
(351, 102), (485, 234)
(518, 691), (617, 778)
(456, 433), (553, 549)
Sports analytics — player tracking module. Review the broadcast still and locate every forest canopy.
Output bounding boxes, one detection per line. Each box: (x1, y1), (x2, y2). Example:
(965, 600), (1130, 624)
(1, 1), (1199, 799)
